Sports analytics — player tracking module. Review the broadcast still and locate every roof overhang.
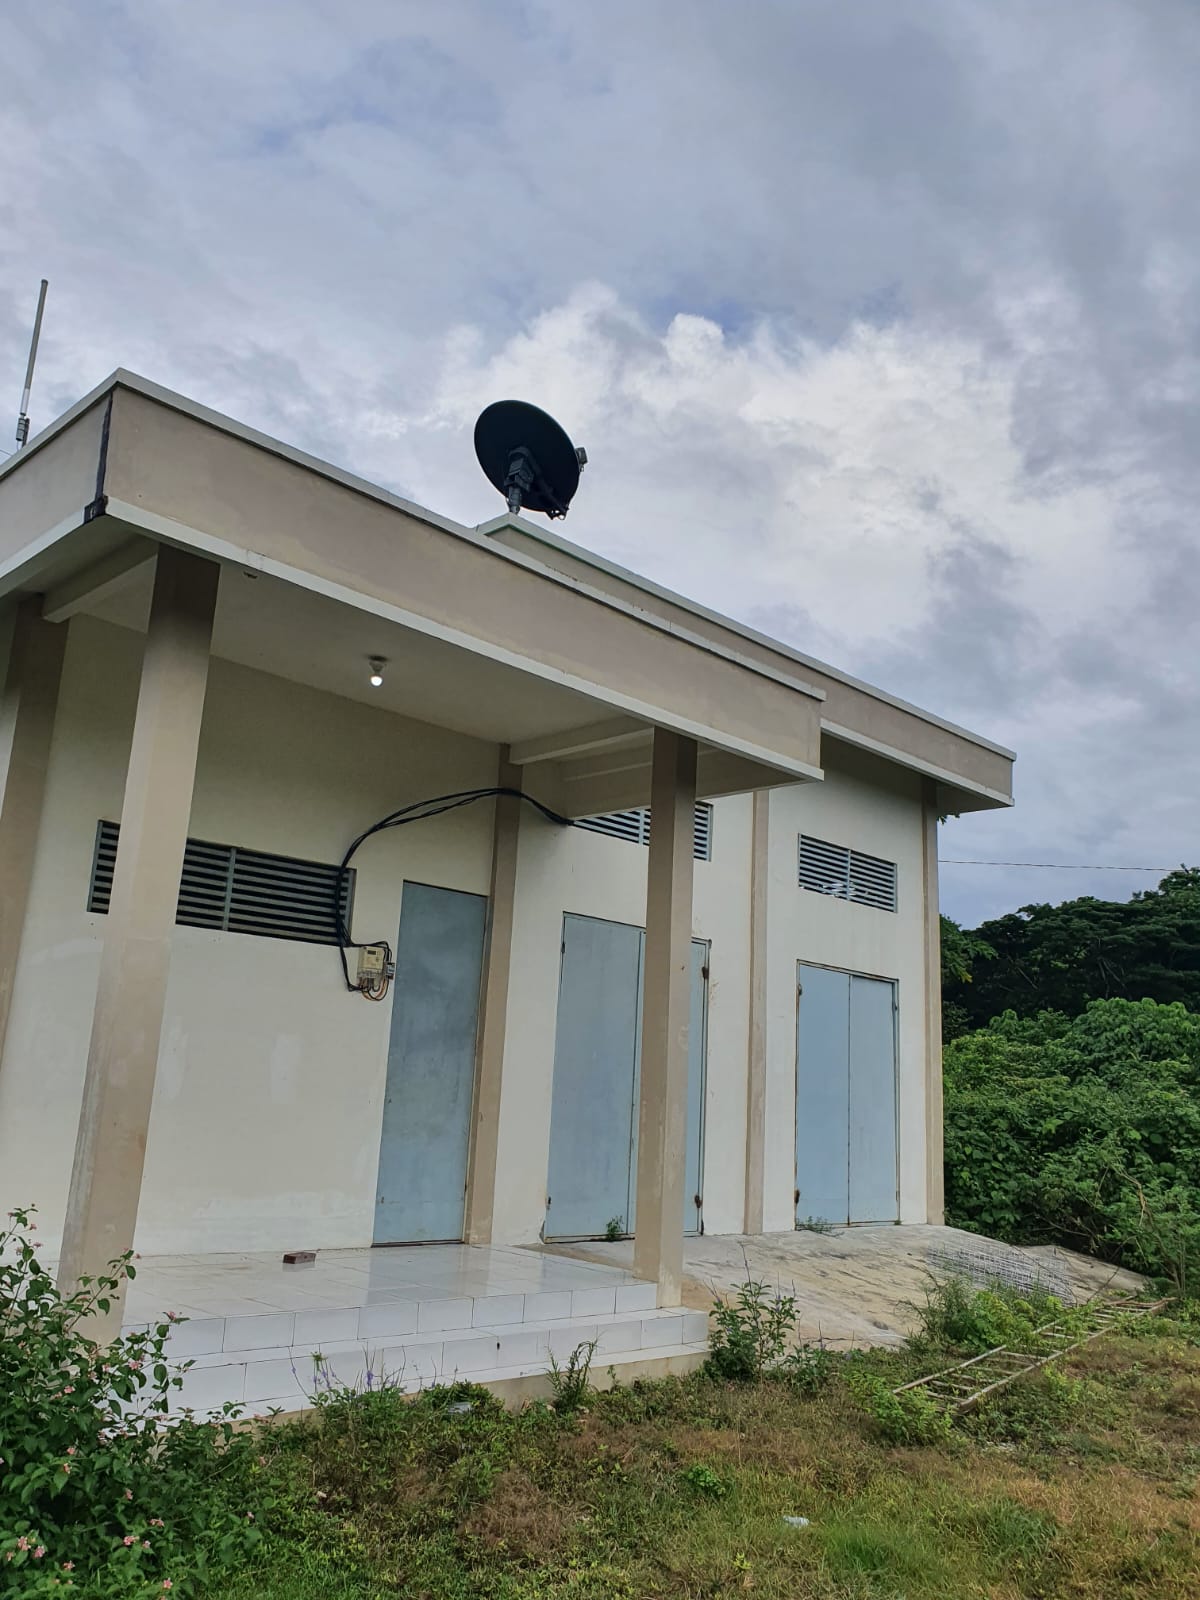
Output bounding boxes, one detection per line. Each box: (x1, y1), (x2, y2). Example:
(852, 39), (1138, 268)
(479, 514), (1015, 815)
(0, 373), (835, 816)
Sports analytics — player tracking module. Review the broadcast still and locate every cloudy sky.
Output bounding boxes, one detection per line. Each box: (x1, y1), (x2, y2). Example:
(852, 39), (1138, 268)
(3, 1), (1197, 924)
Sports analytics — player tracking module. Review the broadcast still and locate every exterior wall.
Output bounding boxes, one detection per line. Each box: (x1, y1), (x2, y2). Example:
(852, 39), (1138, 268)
(493, 794), (754, 1246)
(0, 615), (497, 1256)
(761, 746), (930, 1230)
(0, 614), (932, 1258)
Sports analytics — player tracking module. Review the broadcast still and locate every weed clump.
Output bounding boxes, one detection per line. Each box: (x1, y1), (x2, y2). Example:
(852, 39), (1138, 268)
(906, 1274), (1076, 1356)
(846, 1372), (953, 1446)
(547, 1340), (598, 1413)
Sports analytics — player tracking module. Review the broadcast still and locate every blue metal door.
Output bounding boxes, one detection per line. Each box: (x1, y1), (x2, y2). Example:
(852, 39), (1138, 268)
(848, 974), (899, 1222)
(548, 916), (708, 1238)
(795, 964), (899, 1226)
(795, 964), (851, 1225)
(373, 882), (488, 1244)
(547, 915), (644, 1239)
(628, 936), (708, 1235)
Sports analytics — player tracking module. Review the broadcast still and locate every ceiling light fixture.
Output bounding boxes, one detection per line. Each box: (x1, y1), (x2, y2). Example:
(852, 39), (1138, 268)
(368, 656), (386, 688)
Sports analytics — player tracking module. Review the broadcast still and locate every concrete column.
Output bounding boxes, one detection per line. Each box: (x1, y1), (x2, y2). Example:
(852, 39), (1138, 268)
(0, 600), (67, 1075)
(921, 779), (945, 1224)
(58, 547), (219, 1333)
(633, 728), (697, 1306)
(464, 752), (521, 1245)
(742, 789), (770, 1233)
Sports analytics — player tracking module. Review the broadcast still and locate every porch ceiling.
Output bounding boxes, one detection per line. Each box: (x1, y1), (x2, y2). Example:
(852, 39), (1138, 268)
(79, 554), (623, 746)
(51, 534), (804, 815)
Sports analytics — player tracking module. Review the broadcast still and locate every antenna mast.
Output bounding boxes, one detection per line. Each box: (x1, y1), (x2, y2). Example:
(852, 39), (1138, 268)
(15, 278), (49, 450)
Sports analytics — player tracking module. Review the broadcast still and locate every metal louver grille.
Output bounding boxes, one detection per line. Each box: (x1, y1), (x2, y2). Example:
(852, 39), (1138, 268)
(88, 821), (354, 944)
(798, 834), (897, 913)
(576, 803), (713, 861)
(692, 803), (713, 862)
(847, 847), (898, 912)
(576, 808), (649, 845)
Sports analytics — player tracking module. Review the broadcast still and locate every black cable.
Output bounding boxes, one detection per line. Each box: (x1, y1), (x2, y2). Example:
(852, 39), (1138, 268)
(333, 787), (575, 992)
(940, 859), (1173, 871)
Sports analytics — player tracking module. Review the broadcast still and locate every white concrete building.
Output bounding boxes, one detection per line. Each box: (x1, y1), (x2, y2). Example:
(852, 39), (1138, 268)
(0, 372), (1012, 1405)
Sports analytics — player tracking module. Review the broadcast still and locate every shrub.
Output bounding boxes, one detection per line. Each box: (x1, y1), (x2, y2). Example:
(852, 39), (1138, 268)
(0, 1207), (265, 1596)
(943, 999), (1200, 1292)
(705, 1276), (832, 1392)
(705, 1279), (795, 1382)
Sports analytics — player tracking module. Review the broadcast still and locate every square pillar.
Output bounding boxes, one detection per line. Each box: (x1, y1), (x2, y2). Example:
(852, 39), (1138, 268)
(921, 779), (945, 1224)
(742, 789), (770, 1233)
(58, 547), (219, 1334)
(0, 600), (67, 1075)
(633, 728), (698, 1305)
(464, 753), (521, 1245)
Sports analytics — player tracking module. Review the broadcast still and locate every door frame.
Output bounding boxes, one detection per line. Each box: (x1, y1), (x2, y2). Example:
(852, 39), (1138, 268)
(687, 937), (710, 1236)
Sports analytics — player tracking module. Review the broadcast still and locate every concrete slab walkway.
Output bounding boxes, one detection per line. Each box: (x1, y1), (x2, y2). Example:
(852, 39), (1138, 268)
(548, 1226), (1147, 1350)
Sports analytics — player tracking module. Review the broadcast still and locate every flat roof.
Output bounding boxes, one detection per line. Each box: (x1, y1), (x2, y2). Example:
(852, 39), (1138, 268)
(0, 368), (1014, 810)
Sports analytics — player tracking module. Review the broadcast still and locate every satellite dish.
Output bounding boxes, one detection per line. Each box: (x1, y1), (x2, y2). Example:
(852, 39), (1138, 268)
(474, 400), (587, 520)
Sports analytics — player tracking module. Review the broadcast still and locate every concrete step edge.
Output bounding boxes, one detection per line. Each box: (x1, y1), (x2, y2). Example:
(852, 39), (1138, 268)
(184, 1306), (711, 1367)
(173, 1340), (712, 1418)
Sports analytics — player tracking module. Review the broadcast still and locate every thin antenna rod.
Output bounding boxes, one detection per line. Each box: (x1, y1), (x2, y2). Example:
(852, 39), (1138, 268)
(15, 278), (49, 449)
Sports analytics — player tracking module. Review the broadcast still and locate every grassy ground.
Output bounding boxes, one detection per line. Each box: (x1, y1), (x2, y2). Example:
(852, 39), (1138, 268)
(205, 1314), (1200, 1600)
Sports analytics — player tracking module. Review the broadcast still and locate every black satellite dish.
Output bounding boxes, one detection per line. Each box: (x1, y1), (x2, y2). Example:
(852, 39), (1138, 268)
(474, 400), (586, 520)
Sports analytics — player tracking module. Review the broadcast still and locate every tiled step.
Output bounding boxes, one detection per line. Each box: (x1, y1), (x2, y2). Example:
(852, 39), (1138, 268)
(170, 1306), (711, 1414)
(149, 1278), (661, 1361)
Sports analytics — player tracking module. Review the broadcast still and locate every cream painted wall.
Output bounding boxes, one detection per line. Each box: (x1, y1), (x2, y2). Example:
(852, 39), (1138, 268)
(492, 793), (754, 1245)
(0, 613), (930, 1260)
(761, 749), (929, 1231)
(0, 615), (498, 1255)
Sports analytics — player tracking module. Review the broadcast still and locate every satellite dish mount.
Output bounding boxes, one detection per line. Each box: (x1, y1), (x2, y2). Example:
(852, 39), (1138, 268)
(474, 400), (586, 520)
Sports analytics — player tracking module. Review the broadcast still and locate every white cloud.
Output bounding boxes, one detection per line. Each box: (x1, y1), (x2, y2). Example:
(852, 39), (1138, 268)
(2, 0), (1199, 922)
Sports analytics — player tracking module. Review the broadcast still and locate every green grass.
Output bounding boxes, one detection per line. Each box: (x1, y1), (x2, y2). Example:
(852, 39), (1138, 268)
(201, 1315), (1200, 1600)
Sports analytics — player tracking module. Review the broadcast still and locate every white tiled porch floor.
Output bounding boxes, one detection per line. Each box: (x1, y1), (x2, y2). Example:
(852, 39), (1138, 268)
(120, 1244), (709, 1415)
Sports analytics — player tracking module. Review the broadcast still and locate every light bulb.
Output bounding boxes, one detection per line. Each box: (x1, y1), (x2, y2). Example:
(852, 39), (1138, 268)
(368, 656), (386, 688)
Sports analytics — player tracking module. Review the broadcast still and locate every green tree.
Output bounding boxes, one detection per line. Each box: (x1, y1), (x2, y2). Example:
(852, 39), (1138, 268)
(940, 916), (996, 1041)
(945, 868), (1200, 1026)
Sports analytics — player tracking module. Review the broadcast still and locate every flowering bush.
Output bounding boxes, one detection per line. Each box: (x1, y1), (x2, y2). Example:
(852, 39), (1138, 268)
(0, 1208), (266, 1596)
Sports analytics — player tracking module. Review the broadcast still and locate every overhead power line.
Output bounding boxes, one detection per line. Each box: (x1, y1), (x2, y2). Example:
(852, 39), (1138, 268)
(940, 860), (1173, 872)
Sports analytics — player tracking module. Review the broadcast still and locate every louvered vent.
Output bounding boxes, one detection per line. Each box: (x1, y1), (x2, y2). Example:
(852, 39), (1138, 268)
(88, 821), (354, 944)
(576, 803), (713, 862)
(692, 803), (713, 863)
(798, 834), (897, 913)
(576, 808), (649, 846)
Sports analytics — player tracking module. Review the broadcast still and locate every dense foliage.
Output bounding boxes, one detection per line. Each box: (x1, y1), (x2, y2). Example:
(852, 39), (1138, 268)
(943, 999), (1200, 1293)
(0, 1210), (266, 1597)
(943, 868), (1200, 1029)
